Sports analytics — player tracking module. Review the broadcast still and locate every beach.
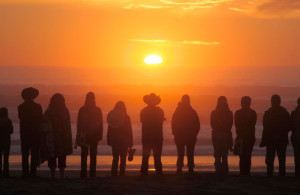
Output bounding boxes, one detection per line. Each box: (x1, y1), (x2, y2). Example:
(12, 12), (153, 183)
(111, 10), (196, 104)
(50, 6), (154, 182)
(1, 170), (300, 195)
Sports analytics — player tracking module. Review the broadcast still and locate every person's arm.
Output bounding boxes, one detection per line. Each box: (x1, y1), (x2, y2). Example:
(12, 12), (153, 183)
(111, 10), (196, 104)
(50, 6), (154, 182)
(260, 111), (268, 147)
(194, 110), (200, 135)
(97, 108), (103, 141)
(75, 108), (83, 148)
(127, 116), (133, 148)
(9, 119), (13, 134)
(291, 111), (296, 133)
(234, 111), (240, 137)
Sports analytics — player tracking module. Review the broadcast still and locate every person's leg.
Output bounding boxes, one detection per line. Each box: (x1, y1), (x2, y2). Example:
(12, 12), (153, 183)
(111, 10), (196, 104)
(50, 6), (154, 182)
(221, 149), (229, 177)
(175, 142), (184, 174)
(80, 146), (88, 178)
(293, 142), (300, 177)
(265, 145), (276, 176)
(21, 137), (30, 177)
(277, 143), (287, 177)
(89, 141), (98, 177)
(141, 144), (151, 175)
(240, 140), (254, 176)
(186, 141), (196, 174)
(153, 143), (163, 175)
(58, 155), (66, 178)
(3, 138), (11, 178)
(119, 147), (128, 176)
(111, 147), (120, 176)
(0, 148), (3, 178)
(48, 157), (57, 178)
(30, 140), (39, 177)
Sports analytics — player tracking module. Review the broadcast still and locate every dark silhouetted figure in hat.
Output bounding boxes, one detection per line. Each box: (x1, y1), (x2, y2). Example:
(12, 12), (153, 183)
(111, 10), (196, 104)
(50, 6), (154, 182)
(140, 93), (165, 175)
(107, 101), (133, 176)
(44, 93), (73, 178)
(76, 92), (103, 178)
(290, 98), (300, 177)
(234, 96), (257, 176)
(260, 95), (290, 176)
(18, 87), (43, 178)
(210, 96), (233, 178)
(0, 107), (13, 178)
(172, 95), (200, 174)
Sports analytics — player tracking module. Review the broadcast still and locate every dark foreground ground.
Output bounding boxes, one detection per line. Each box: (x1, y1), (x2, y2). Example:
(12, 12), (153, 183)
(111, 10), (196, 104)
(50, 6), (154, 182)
(0, 171), (300, 195)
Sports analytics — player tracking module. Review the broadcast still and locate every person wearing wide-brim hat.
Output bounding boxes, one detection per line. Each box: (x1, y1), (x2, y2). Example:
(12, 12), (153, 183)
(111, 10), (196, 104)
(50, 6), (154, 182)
(140, 93), (165, 175)
(18, 87), (43, 178)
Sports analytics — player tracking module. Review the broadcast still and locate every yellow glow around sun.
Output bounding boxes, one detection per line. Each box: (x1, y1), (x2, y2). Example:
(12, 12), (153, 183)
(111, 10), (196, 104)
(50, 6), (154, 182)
(144, 55), (163, 64)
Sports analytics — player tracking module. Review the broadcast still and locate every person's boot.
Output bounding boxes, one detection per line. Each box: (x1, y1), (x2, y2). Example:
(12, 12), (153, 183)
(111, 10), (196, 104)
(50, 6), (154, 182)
(267, 166), (273, 177)
(188, 168), (194, 175)
(30, 168), (37, 178)
(50, 168), (55, 179)
(59, 168), (64, 179)
(0, 169), (2, 178)
(176, 167), (182, 175)
(80, 170), (87, 179)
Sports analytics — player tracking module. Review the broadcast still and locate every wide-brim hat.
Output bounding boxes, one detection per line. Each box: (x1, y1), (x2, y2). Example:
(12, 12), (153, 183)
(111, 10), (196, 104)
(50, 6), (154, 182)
(107, 109), (126, 128)
(143, 93), (161, 105)
(21, 87), (39, 100)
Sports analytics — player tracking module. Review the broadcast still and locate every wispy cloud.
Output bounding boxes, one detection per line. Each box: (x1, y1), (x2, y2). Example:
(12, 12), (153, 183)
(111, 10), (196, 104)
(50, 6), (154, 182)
(129, 39), (220, 45)
(123, 4), (171, 9)
(256, 0), (300, 17)
(123, 0), (232, 10)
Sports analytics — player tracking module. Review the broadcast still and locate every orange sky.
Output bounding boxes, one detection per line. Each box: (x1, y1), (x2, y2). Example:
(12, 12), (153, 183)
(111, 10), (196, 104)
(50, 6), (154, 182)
(0, 0), (300, 85)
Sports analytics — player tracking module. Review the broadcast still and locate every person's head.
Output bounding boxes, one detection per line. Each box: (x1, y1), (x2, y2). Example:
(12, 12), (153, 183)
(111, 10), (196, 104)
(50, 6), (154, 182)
(85, 92), (96, 107)
(271, 94), (281, 107)
(216, 96), (229, 111)
(21, 87), (39, 101)
(143, 93), (161, 106)
(49, 93), (66, 110)
(181, 94), (190, 106)
(0, 107), (8, 118)
(114, 101), (127, 114)
(241, 96), (251, 109)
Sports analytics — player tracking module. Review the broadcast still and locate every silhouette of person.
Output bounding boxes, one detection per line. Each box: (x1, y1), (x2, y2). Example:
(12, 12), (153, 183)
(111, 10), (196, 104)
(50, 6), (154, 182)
(107, 101), (133, 176)
(140, 93), (165, 175)
(18, 87), (43, 178)
(234, 96), (257, 176)
(260, 95), (290, 176)
(44, 94), (73, 178)
(0, 107), (13, 178)
(172, 95), (200, 174)
(76, 92), (103, 178)
(290, 98), (300, 177)
(210, 96), (233, 178)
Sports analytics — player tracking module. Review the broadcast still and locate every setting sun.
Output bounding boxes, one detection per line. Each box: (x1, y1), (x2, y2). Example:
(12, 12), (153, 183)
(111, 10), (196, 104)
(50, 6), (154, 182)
(144, 55), (163, 65)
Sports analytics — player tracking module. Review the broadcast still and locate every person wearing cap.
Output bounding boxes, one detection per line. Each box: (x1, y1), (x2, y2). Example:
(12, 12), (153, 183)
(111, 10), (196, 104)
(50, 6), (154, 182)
(18, 87), (43, 178)
(76, 92), (103, 178)
(260, 95), (290, 176)
(172, 95), (200, 174)
(291, 98), (300, 177)
(107, 101), (133, 176)
(140, 93), (165, 175)
(0, 107), (13, 178)
(234, 96), (257, 176)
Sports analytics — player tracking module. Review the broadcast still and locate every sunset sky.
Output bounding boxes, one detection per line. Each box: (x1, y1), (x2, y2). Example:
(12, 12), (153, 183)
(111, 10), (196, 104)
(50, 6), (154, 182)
(0, 0), (300, 85)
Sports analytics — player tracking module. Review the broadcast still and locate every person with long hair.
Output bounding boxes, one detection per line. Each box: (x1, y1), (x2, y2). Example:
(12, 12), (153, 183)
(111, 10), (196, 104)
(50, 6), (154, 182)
(76, 92), (103, 178)
(172, 95), (200, 174)
(107, 101), (133, 176)
(210, 96), (233, 178)
(44, 93), (73, 178)
(291, 98), (300, 177)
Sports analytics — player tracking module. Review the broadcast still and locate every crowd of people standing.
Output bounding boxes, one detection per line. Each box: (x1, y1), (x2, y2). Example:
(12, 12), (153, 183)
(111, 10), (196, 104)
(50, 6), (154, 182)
(0, 87), (300, 179)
